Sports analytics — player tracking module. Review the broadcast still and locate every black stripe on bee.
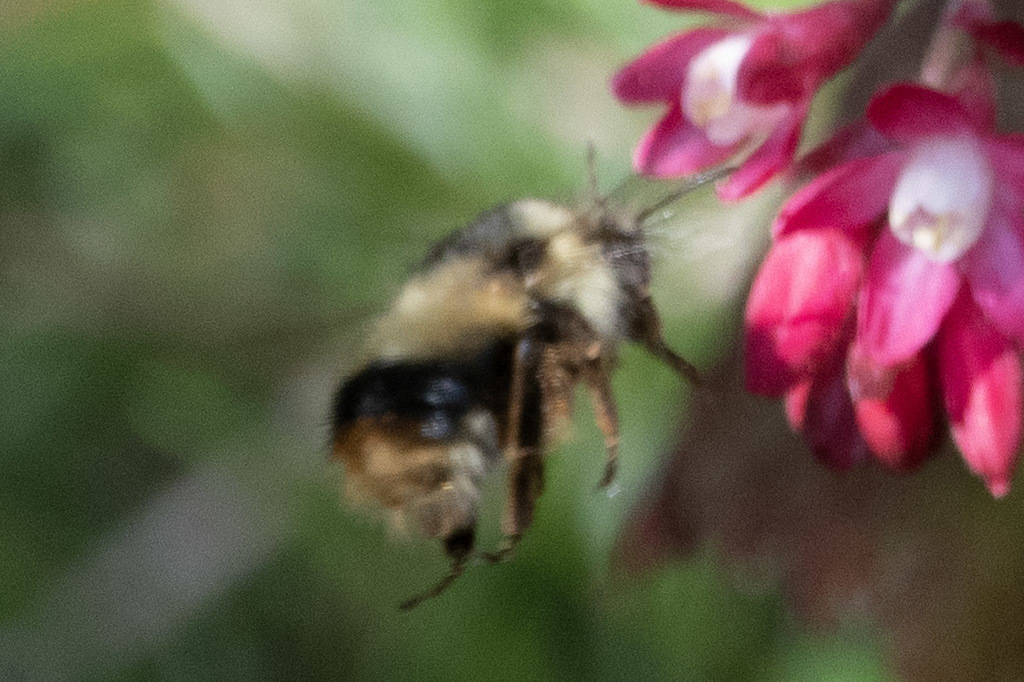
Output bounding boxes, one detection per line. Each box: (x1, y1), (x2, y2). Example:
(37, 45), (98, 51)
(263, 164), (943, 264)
(333, 338), (545, 447)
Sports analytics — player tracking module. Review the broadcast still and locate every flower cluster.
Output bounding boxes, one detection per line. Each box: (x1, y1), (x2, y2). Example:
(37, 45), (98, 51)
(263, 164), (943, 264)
(613, 0), (895, 200)
(615, 0), (1024, 496)
(747, 83), (1024, 496)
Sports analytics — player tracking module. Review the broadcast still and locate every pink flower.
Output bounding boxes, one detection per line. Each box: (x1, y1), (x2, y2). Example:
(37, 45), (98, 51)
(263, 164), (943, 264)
(746, 83), (1024, 496)
(612, 0), (894, 200)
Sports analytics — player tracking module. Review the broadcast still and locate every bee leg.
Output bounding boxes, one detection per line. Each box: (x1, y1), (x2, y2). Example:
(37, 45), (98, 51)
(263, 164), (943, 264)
(484, 451), (545, 564)
(581, 357), (621, 489)
(632, 296), (701, 385)
(397, 563), (464, 611)
(485, 337), (545, 564)
(538, 346), (575, 434)
(399, 527), (475, 611)
(503, 336), (533, 466)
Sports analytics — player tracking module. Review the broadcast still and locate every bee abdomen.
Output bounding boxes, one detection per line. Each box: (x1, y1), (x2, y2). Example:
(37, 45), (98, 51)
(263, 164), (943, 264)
(333, 340), (517, 442)
(333, 338), (549, 540)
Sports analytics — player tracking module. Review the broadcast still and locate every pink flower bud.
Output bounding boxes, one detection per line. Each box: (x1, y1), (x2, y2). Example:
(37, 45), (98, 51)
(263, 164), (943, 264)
(847, 343), (935, 470)
(939, 294), (1023, 497)
(788, 363), (871, 471)
(745, 229), (863, 395)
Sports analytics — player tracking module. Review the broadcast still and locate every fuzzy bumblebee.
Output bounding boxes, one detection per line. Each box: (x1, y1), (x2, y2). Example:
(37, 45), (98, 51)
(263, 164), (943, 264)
(332, 175), (716, 609)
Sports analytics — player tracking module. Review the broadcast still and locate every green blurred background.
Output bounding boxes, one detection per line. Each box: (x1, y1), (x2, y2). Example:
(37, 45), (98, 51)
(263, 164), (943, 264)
(0, 0), (894, 679)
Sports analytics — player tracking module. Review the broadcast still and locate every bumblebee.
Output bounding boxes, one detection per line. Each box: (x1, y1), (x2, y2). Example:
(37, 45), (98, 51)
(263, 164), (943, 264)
(332, 171), (720, 609)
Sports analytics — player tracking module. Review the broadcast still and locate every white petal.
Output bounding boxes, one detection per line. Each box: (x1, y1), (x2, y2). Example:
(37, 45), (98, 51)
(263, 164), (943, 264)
(889, 135), (994, 263)
(683, 35), (752, 128)
(683, 34), (791, 147)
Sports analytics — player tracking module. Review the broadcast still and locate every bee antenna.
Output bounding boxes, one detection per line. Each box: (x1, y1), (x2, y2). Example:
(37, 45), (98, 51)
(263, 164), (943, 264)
(398, 557), (467, 611)
(585, 141), (607, 211)
(636, 165), (736, 225)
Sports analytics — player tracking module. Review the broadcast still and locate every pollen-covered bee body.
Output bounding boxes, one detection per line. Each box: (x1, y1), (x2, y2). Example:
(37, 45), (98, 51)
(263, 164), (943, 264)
(332, 196), (697, 608)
